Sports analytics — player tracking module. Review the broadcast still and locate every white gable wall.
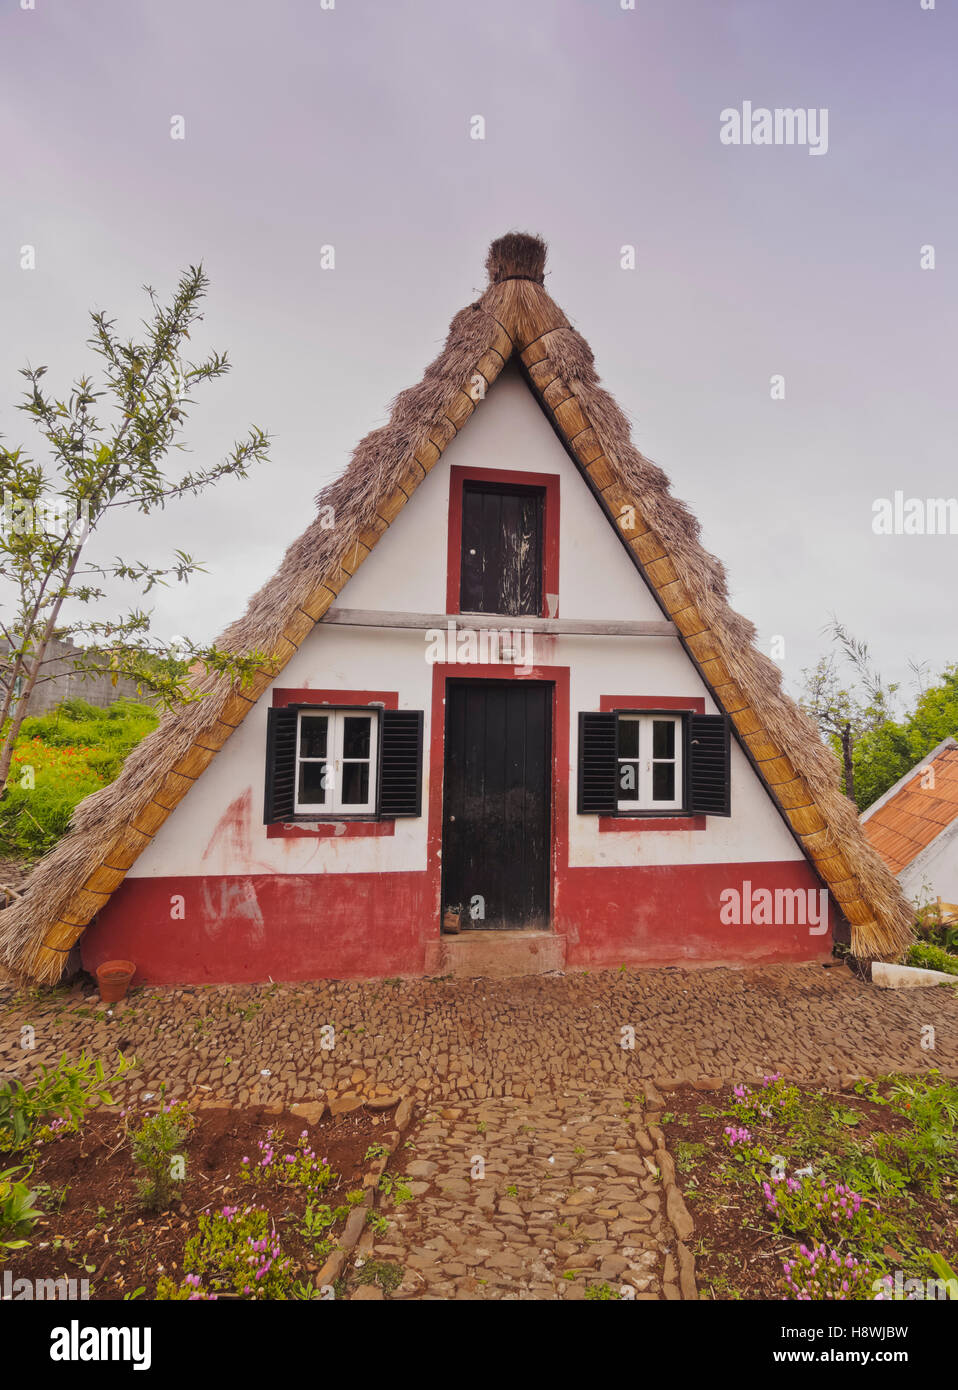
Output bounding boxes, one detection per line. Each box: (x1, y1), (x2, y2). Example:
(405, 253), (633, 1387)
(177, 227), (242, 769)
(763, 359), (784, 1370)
(129, 366), (803, 880)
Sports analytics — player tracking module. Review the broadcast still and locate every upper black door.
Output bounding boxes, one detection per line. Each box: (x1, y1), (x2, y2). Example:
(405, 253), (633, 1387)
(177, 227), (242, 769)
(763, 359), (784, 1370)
(459, 481), (544, 616)
(442, 680), (552, 931)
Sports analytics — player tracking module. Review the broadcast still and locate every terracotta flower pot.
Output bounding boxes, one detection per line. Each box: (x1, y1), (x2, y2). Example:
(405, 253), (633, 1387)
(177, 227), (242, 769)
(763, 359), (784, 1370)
(96, 959), (136, 1004)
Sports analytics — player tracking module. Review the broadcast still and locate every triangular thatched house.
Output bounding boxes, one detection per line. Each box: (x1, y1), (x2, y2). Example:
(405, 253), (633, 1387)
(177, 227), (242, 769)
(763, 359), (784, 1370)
(1, 233), (913, 985)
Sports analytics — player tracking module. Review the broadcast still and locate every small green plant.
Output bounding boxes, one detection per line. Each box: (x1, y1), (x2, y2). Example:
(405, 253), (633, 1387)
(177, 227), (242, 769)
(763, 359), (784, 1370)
(156, 1204), (295, 1300)
(674, 1141), (708, 1172)
(0, 1051), (131, 1152)
(377, 1173), (413, 1206)
(727, 1074), (802, 1127)
(0, 1166), (43, 1255)
(355, 1259), (403, 1294)
(585, 1281), (621, 1300)
(241, 1128), (337, 1193)
(130, 1100), (195, 1211)
(289, 1279), (324, 1300)
(295, 1200), (338, 1260)
(926, 1252), (958, 1299)
(762, 1174), (878, 1245)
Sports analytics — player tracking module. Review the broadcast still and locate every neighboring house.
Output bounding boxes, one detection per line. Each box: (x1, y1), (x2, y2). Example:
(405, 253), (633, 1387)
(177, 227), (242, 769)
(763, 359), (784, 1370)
(861, 738), (958, 906)
(0, 233), (912, 987)
(1, 637), (142, 715)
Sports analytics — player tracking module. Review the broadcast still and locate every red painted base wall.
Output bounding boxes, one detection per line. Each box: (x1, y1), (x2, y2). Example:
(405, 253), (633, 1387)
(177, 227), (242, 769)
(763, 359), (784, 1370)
(557, 859), (833, 970)
(80, 859), (833, 986)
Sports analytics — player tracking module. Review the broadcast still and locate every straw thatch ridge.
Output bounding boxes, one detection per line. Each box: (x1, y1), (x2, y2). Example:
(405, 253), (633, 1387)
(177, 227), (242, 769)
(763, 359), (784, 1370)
(0, 232), (914, 982)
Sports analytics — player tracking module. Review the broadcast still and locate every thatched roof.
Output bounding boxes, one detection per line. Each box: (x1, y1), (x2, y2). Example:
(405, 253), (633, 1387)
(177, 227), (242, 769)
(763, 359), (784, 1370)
(0, 232), (914, 982)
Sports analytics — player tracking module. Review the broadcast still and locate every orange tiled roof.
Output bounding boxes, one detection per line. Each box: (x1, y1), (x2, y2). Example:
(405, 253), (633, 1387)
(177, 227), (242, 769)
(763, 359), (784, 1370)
(863, 745), (958, 873)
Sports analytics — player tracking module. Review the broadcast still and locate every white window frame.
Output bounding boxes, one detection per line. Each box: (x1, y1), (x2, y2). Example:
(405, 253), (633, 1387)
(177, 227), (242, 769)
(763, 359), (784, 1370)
(616, 713), (683, 812)
(294, 708), (379, 815)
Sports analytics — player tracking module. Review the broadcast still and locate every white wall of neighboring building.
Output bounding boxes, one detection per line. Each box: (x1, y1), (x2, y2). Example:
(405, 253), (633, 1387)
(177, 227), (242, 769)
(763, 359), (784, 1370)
(899, 824), (958, 906)
(129, 366), (803, 880)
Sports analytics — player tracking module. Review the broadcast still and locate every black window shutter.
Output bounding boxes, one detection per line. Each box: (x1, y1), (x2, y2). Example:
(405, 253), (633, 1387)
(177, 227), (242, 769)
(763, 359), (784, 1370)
(577, 711), (618, 814)
(379, 710), (424, 818)
(264, 706), (299, 823)
(688, 713), (731, 816)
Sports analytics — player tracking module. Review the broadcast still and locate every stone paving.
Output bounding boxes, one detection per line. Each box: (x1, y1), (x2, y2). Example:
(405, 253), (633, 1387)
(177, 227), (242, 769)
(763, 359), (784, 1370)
(2, 963), (954, 1108)
(2, 961), (955, 1301)
(365, 1089), (694, 1300)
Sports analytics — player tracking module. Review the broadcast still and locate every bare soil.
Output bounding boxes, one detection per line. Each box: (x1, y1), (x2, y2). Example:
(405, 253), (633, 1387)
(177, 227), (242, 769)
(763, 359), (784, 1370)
(660, 1083), (958, 1300)
(4, 1102), (392, 1299)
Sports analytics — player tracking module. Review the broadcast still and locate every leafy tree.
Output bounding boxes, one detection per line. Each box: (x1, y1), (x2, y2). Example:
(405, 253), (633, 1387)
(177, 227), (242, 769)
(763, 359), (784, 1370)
(799, 621), (898, 805)
(0, 266), (270, 795)
(853, 664), (958, 810)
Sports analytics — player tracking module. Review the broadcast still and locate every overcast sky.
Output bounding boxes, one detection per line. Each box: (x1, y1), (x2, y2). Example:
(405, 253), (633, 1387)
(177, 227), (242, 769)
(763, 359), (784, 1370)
(2, 0), (955, 708)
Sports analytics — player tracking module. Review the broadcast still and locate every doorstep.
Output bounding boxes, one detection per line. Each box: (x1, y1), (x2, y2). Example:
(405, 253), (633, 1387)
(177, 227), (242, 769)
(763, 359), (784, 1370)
(425, 931), (567, 979)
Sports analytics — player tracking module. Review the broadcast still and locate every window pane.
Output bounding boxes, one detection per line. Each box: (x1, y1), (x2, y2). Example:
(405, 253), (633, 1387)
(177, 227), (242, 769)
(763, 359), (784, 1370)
(342, 715), (371, 759)
(652, 719), (675, 759)
(618, 719), (639, 759)
(299, 761), (329, 804)
(300, 715), (328, 759)
(341, 761), (370, 806)
(652, 762), (675, 801)
(618, 761), (639, 796)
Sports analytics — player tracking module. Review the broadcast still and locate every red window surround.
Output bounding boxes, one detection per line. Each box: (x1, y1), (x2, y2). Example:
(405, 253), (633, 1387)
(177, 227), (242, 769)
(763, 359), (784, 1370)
(446, 465), (560, 617)
(598, 694), (707, 833)
(267, 689), (398, 838)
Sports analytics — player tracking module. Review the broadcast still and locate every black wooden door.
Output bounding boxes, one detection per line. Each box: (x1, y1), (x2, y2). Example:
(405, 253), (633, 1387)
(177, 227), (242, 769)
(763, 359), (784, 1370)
(459, 481), (544, 616)
(442, 681), (552, 931)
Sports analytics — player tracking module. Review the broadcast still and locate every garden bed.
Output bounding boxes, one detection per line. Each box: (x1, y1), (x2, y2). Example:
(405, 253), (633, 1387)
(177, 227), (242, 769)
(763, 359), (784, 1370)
(3, 1098), (397, 1299)
(658, 1073), (958, 1300)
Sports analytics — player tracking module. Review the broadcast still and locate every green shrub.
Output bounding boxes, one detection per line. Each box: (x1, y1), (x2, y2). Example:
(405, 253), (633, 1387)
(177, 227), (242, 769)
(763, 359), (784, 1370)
(0, 1166), (43, 1255)
(18, 698), (159, 779)
(130, 1101), (195, 1211)
(0, 1052), (130, 1154)
(156, 1205), (294, 1299)
(0, 699), (158, 858)
(907, 942), (958, 976)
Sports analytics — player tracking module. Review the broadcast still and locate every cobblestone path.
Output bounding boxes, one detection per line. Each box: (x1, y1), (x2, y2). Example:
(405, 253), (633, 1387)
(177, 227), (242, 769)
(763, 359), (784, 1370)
(2, 963), (954, 1108)
(366, 1090), (694, 1300)
(3, 962), (954, 1302)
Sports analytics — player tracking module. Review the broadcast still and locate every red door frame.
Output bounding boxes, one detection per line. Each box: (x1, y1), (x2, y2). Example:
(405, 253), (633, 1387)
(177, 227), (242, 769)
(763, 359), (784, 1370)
(428, 662), (570, 934)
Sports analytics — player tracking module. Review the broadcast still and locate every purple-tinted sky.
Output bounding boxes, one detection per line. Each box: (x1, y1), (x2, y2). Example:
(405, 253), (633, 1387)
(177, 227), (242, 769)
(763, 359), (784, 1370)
(2, 0), (955, 703)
